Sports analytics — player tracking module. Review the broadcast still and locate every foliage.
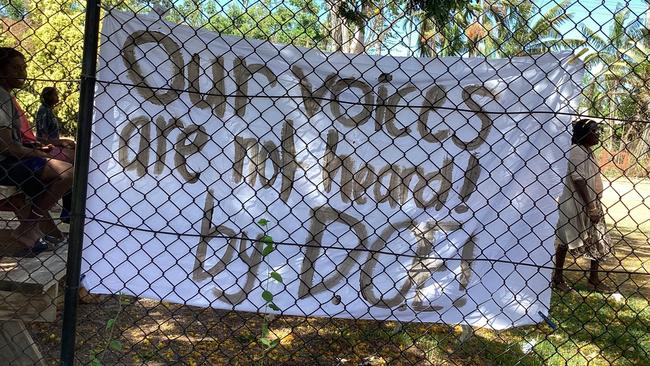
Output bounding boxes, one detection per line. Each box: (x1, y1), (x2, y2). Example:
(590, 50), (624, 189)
(485, 0), (584, 57)
(18, 1), (85, 135)
(256, 218), (283, 355)
(207, 0), (325, 48)
(0, 0), (647, 177)
(0, 0), (27, 19)
(89, 294), (129, 366)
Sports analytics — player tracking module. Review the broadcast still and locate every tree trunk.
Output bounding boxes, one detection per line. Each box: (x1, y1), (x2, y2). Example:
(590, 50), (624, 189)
(645, 0), (650, 46)
(350, 2), (371, 54)
(630, 122), (650, 176)
(370, 2), (386, 55)
(327, 0), (344, 52)
(418, 17), (436, 57)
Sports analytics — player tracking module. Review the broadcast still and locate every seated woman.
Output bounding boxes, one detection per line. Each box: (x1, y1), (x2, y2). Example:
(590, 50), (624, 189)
(0, 47), (73, 255)
(27, 87), (74, 223)
(35, 86), (75, 161)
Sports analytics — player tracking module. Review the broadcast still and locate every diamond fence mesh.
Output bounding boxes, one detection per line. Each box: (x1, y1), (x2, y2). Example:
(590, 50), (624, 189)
(0, 0), (649, 365)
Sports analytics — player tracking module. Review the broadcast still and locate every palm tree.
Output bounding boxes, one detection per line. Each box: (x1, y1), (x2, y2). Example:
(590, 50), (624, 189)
(579, 8), (641, 147)
(484, 0), (582, 57)
(612, 40), (650, 173)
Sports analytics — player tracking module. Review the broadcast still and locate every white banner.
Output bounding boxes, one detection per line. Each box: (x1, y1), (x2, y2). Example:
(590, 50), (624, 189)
(82, 11), (583, 329)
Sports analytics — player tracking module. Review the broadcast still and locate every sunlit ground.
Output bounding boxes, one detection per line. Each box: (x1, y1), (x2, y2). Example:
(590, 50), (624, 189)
(25, 178), (650, 365)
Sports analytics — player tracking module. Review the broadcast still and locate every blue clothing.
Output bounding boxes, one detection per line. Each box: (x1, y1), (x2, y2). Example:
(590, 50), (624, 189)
(35, 104), (60, 140)
(0, 155), (46, 199)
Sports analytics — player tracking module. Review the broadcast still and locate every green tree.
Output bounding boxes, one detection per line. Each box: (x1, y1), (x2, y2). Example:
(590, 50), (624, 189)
(208, 0), (325, 48)
(18, 0), (85, 134)
(0, 0), (28, 20)
(580, 8), (639, 120)
(484, 0), (582, 57)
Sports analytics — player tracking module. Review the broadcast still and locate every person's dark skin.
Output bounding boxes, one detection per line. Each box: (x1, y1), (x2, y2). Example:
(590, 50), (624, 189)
(553, 123), (610, 293)
(0, 54), (73, 247)
(37, 89), (75, 149)
(0, 56), (51, 160)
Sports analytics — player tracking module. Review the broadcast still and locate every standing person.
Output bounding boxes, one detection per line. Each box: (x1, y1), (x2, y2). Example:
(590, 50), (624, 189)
(553, 118), (615, 292)
(0, 47), (72, 255)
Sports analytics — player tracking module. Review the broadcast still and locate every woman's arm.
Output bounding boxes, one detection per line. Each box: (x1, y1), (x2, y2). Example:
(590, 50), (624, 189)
(0, 128), (50, 159)
(573, 178), (601, 223)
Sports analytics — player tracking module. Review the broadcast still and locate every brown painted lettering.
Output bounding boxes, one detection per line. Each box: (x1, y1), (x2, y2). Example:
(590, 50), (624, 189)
(452, 85), (497, 150)
(455, 153), (481, 213)
(175, 124), (209, 183)
(417, 85), (449, 143)
(154, 116), (183, 175)
(291, 66), (338, 118)
(330, 78), (374, 127)
(118, 116), (151, 178)
(188, 54), (227, 118)
(298, 206), (368, 298)
(192, 191), (263, 305)
(234, 58), (278, 118)
(280, 120), (297, 202)
(413, 157), (453, 210)
(122, 30), (184, 105)
(351, 163), (376, 204)
(384, 84), (417, 137)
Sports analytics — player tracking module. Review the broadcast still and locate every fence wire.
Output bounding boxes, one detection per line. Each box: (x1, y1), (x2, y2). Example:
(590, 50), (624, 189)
(0, 0), (649, 365)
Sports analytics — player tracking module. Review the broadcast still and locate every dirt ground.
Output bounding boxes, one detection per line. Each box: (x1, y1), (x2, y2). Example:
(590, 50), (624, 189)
(16, 177), (650, 365)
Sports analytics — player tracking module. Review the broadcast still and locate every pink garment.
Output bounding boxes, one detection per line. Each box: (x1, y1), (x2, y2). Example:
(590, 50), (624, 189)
(49, 146), (73, 162)
(11, 97), (73, 163)
(12, 97), (37, 144)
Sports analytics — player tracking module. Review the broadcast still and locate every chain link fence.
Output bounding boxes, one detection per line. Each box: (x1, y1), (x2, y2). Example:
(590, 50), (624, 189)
(0, 0), (649, 365)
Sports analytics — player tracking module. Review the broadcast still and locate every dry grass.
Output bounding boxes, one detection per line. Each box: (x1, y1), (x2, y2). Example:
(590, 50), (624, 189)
(22, 178), (650, 365)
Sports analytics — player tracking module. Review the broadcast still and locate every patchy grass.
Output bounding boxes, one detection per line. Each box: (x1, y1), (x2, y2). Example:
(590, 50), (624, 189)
(26, 179), (650, 365)
(28, 288), (650, 365)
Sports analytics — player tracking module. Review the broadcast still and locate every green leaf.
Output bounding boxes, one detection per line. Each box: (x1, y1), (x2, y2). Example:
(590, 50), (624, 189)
(266, 338), (280, 351)
(268, 303), (280, 311)
(90, 358), (102, 366)
(105, 318), (115, 331)
(262, 243), (274, 256)
(258, 337), (272, 347)
(257, 218), (269, 226)
(262, 290), (274, 302)
(109, 340), (123, 351)
(261, 235), (274, 244)
(261, 322), (269, 337)
(270, 271), (283, 283)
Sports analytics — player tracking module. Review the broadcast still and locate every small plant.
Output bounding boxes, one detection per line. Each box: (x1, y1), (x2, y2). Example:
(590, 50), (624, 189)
(89, 293), (128, 366)
(256, 218), (283, 354)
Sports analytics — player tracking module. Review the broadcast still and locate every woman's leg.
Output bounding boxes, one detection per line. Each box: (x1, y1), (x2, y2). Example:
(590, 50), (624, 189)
(589, 260), (599, 284)
(1, 158), (47, 248)
(588, 260), (613, 292)
(6, 193), (44, 247)
(33, 158), (73, 239)
(553, 244), (571, 291)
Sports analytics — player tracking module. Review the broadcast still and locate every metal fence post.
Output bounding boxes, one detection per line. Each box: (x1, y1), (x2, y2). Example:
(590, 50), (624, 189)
(59, 0), (102, 364)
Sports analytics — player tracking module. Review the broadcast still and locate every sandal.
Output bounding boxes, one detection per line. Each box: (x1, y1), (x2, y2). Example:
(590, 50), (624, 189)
(43, 234), (69, 248)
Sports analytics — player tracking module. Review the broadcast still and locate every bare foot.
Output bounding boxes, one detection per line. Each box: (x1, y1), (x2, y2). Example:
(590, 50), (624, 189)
(38, 212), (64, 239)
(588, 280), (614, 293)
(11, 222), (44, 249)
(552, 280), (572, 292)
